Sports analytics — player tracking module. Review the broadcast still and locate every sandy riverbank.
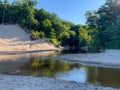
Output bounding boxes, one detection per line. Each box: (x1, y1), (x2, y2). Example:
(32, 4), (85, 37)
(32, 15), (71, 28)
(0, 74), (119, 90)
(56, 49), (120, 69)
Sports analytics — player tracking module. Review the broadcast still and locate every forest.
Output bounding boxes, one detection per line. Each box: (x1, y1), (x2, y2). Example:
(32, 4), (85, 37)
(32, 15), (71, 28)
(0, 0), (120, 52)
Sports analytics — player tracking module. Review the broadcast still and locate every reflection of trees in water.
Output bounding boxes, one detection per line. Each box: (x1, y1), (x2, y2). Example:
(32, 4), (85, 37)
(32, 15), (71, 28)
(1, 51), (70, 76)
(87, 67), (99, 85)
(19, 57), (81, 78)
(87, 67), (120, 88)
(97, 68), (120, 88)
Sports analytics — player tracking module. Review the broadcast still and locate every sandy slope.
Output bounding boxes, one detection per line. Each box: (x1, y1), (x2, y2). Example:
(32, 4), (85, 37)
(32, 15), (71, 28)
(0, 24), (58, 51)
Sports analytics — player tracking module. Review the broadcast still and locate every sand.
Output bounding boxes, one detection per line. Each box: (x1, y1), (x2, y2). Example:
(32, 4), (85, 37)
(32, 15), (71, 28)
(0, 24), (59, 52)
(56, 49), (120, 68)
(0, 74), (119, 90)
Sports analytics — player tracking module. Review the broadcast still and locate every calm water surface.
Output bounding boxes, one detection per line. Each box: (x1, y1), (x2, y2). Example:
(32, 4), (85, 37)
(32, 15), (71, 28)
(0, 51), (120, 88)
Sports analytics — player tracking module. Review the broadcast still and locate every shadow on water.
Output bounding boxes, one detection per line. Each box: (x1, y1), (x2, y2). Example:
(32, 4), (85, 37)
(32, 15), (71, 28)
(61, 49), (87, 54)
(0, 51), (120, 88)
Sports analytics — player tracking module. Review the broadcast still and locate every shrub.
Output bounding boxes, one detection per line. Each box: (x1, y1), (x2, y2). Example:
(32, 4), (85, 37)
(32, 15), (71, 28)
(31, 30), (45, 40)
(49, 38), (60, 47)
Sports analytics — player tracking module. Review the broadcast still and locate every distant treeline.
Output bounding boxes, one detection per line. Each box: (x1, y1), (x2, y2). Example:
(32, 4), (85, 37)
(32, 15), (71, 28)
(0, 0), (120, 52)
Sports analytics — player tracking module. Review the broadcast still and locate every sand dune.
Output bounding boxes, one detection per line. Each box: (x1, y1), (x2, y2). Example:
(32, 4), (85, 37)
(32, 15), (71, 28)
(0, 24), (58, 51)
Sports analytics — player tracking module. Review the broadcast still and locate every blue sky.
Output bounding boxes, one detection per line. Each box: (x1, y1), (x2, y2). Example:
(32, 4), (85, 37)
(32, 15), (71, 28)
(9, 0), (105, 25)
(37, 0), (106, 24)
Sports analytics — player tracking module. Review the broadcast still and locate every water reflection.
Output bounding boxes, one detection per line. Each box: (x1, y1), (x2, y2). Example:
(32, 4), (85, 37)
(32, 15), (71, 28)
(0, 51), (57, 73)
(56, 68), (88, 83)
(88, 67), (120, 88)
(0, 51), (120, 88)
(17, 58), (81, 77)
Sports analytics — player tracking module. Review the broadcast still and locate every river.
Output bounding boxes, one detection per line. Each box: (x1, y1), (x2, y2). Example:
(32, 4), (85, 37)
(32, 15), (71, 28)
(0, 50), (120, 88)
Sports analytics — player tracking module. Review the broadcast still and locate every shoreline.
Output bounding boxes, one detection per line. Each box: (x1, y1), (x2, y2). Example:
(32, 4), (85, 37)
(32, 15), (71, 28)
(0, 74), (119, 90)
(0, 49), (120, 89)
(56, 49), (120, 69)
(0, 49), (61, 55)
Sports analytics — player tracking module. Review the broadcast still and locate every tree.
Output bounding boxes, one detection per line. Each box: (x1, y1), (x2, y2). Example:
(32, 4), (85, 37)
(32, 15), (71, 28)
(86, 0), (120, 52)
(0, 0), (91, 50)
(2, 0), (10, 24)
(79, 27), (91, 47)
(42, 19), (52, 37)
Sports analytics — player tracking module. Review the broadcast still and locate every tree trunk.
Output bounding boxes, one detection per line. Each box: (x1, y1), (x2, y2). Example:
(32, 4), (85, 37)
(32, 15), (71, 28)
(2, 10), (5, 24)
(8, 10), (11, 24)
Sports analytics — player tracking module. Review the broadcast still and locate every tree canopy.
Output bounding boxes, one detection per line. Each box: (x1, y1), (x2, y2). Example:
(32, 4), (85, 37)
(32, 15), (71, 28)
(0, 0), (119, 52)
(86, 0), (120, 52)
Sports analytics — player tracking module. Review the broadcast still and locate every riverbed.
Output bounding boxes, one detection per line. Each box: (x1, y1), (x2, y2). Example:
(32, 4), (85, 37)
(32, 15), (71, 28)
(0, 49), (120, 90)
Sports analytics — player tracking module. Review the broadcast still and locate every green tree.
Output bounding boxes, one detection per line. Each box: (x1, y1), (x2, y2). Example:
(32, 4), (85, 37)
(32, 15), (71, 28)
(42, 19), (52, 37)
(86, 0), (120, 52)
(79, 27), (91, 47)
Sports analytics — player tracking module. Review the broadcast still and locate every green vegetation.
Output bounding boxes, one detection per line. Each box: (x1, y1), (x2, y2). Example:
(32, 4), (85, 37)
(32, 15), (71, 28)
(0, 0), (120, 52)
(86, 0), (120, 52)
(31, 30), (44, 39)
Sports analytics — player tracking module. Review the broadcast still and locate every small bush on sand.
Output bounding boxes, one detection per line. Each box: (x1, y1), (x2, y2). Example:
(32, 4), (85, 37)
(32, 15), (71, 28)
(31, 30), (45, 40)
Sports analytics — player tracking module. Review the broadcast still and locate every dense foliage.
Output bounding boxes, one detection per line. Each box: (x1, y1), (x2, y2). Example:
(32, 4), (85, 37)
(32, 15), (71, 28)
(86, 0), (120, 52)
(0, 0), (119, 52)
(0, 0), (91, 51)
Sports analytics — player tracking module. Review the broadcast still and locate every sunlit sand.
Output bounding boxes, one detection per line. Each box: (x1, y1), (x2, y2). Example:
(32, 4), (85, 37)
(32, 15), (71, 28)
(0, 24), (59, 52)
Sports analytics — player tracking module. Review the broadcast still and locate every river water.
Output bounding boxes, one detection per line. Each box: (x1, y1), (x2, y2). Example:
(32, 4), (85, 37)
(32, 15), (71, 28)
(0, 51), (120, 88)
